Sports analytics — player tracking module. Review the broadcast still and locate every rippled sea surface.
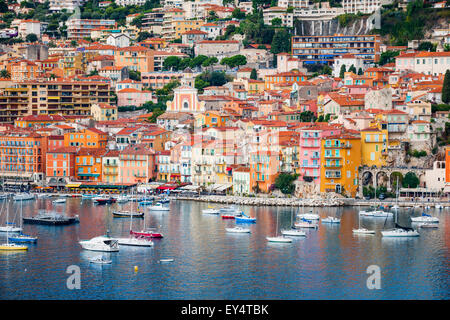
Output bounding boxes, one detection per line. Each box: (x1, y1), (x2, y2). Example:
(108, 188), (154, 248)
(0, 198), (448, 300)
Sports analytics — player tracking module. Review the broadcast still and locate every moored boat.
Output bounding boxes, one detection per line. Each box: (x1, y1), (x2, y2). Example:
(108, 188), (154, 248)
(226, 226), (251, 233)
(89, 256), (112, 264)
(79, 235), (119, 252)
(23, 212), (79, 225)
(52, 198), (66, 204)
(117, 237), (153, 247)
(266, 236), (292, 243)
(281, 229), (306, 237)
(202, 208), (220, 215)
(13, 193), (35, 201)
(130, 229), (163, 238)
(148, 202), (169, 211)
(322, 216), (341, 224)
(112, 211), (144, 218)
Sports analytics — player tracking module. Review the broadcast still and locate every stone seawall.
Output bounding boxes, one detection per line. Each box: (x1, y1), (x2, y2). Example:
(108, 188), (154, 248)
(173, 195), (345, 207)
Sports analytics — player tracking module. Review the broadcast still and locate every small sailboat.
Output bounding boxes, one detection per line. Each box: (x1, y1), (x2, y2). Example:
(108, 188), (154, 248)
(13, 193), (35, 201)
(94, 196), (116, 204)
(410, 212), (439, 223)
(281, 208), (305, 236)
(202, 208), (220, 214)
(353, 210), (375, 235)
(322, 216), (341, 224)
(235, 211), (256, 223)
(295, 217), (319, 229)
(0, 198), (22, 233)
(112, 211), (144, 218)
(267, 209), (292, 243)
(0, 199), (27, 251)
(418, 223), (438, 229)
(160, 258), (174, 263)
(52, 198), (66, 204)
(8, 197), (37, 243)
(219, 205), (240, 214)
(89, 255), (112, 264)
(117, 206), (153, 247)
(116, 195), (129, 203)
(148, 202), (170, 212)
(297, 211), (320, 220)
(226, 226), (251, 233)
(381, 208), (419, 237)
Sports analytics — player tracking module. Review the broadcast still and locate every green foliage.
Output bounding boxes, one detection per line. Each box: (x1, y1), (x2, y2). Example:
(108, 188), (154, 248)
(357, 68), (363, 75)
(402, 172), (420, 188)
(202, 57), (218, 68)
(271, 17), (282, 26)
(194, 71), (229, 93)
(408, 149), (427, 157)
(147, 108), (165, 123)
(270, 29), (291, 54)
(70, 40), (78, 48)
(274, 173), (299, 194)
(26, 33), (38, 42)
(0, 0), (8, 13)
(363, 185), (375, 198)
(337, 13), (364, 27)
(299, 111), (316, 122)
(339, 64), (346, 78)
(137, 31), (153, 42)
(232, 8), (246, 20)
(128, 70), (141, 81)
(250, 68), (257, 80)
(131, 14), (144, 29)
(348, 64), (356, 73)
(417, 41), (436, 52)
(379, 50), (399, 66)
(443, 70), (450, 104)
(0, 69), (10, 79)
(431, 103), (450, 113)
(220, 55), (247, 69)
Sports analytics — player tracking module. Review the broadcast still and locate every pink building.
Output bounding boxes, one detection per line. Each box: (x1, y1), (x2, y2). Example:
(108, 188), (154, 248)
(117, 88), (156, 107)
(298, 123), (343, 184)
(119, 143), (156, 183)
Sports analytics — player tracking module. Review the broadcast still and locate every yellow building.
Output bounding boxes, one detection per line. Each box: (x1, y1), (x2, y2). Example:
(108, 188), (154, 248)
(91, 103), (118, 121)
(360, 127), (388, 167)
(320, 132), (361, 197)
(195, 111), (230, 128)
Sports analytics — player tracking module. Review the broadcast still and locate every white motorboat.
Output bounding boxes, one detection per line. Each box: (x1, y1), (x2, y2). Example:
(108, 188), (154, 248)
(79, 236), (119, 252)
(0, 193), (8, 200)
(297, 212), (320, 220)
(391, 205), (400, 210)
(410, 215), (439, 223)
(117, 237), (153, 247)
(266, 236), (292, 243)
(435, 204), (443, 209)
(322, 216), (341, 224)
(13, 193), (35, 201)
(226, 226), (251, 233)
(160, 258), (174, 263)
(372, 211), (393, 217)
(89, 256), (112, 264)
(52, 198), (66, 204)
(381, 229), (420, 237)
(294, 221), (319, 228)
(202, 208), (220, 215)
(418, 223), (438, 229)
(352, 228), (376, 234)
(281, 229), (306, 237)
(359, 209), (387, 216)
(148, 202), (170, 211)
(116, 195), (129, 203)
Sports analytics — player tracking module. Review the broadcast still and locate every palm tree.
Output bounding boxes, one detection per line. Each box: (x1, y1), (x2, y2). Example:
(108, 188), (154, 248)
(0, 69), (10, 79)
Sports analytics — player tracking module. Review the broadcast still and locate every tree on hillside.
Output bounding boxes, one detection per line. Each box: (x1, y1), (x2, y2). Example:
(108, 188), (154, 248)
(163, 56), (182, 71)
(348, 64), (356, 74)
(220, 55), (247, 69)
(417, 41), (436, 52)
(26, 33), (38, 42)
(270, 29), (290, 54)
(357, 67), (363, 75)
(339, 64), (346, 78)
(0, 69), (10, 79)
(250, 68), (257, 80)
(442, 70), (450, 104)
(271, 17), (282, 26)
(231, 8), (245, 20)
(378, 50), (400, 66)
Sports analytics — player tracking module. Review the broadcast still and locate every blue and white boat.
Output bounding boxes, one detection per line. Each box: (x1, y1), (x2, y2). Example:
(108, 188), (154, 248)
(8, 233), (37, 243)
(235, 212), (256, 223)
(138, 200), (153, 206)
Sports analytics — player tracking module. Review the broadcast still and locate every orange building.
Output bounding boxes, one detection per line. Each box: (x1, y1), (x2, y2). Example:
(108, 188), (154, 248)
(119, 143), (156, 184)
(10, 59), (42, 82)
(0, 130), (48, 183)
(75, 148), (107, 182)
(15, 114), (66, 129)
(249, 150), (280, 193)
(64, 128), (108, 149)
(139, 128), (171, 152)
(264, 71), (307, 90)
(446, 146), (450, 184)
(46, 146), (78, 186)
(114, 46), (155, 73)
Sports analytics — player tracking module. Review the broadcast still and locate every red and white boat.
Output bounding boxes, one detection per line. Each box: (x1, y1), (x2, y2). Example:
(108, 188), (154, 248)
(130, 229), (163, 239)
(221, 214), (236, 219)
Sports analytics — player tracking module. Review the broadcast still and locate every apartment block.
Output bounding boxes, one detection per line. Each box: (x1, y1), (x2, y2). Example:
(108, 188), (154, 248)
(292, 34), (381, 65)
(67, 19), (117, 40)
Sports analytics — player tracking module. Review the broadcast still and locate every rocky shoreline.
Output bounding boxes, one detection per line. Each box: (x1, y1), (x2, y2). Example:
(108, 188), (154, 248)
(173, 195), (345, 207)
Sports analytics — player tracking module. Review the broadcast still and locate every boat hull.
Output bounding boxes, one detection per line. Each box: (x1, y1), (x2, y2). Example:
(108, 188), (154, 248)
(130, 230), (163, 238)
(281, 230), (306, 236)
(23, 217), (79, 225)
(381, 229), (420, 237)
(0, 244), (28, 250)
(266, 236), (292, 243)
(112, 211), (144, 218)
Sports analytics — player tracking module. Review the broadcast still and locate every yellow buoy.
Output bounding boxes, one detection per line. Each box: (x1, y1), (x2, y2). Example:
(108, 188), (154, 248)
(134, 266), (138, 272)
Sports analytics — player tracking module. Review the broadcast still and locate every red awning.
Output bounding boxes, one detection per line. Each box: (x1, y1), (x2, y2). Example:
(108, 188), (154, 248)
(226, 167), (232, 171)
(157, 186), (177, 190)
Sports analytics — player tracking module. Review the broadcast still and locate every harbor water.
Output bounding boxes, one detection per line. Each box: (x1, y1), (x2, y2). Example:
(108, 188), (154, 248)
(0, 198), (448, 299)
